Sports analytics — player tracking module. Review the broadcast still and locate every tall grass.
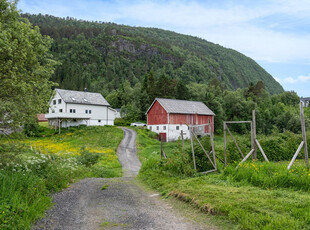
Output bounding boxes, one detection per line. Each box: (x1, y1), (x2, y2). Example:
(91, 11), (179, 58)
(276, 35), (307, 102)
(136, 128), (310, 229)
(0, 125), (124, 229)
(223, 161), (310, 192)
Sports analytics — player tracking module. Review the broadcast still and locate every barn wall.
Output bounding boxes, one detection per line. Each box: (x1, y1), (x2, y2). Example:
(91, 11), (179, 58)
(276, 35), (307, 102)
(147, 101), (168, 125)
(169, 114), (214, 132)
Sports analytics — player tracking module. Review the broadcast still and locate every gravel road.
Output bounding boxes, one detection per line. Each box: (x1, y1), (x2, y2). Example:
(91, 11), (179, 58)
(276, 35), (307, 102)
(32, 128), (207, 230)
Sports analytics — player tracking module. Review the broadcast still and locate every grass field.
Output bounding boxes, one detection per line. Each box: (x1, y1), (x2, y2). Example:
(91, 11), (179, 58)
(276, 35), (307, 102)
(136, 128), (310, 229)
(0, 125), (123, 229)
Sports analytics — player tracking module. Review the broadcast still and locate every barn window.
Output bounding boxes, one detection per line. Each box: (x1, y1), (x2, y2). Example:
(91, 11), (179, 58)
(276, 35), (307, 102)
(58, 99), (61, 104)
(157, 126), (159, 130)
(73, 109), (76, 113)
(163, 126), (166, 130)
(85, 110), (88, 114)
(53, 100), (56, 105)
(176, 126), (179, 130)
(98, 120), (101, 123)
(89, 110), (92, 114)
(149, 126), (152, 130)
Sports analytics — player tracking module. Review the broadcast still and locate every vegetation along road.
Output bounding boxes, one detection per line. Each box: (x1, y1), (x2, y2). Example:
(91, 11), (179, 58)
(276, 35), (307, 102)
(32, 128), (206, 230)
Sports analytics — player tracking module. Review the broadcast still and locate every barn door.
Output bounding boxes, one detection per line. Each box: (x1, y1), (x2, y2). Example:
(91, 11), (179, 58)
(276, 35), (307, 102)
(159, 133), (167, 142)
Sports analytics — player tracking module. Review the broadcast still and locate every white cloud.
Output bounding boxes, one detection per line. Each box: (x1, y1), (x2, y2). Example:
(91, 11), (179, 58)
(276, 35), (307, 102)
(283, 74), (310, 84)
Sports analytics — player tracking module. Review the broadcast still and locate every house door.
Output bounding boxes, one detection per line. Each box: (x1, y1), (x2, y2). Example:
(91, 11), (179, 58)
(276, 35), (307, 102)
(159, 133), (167, 142)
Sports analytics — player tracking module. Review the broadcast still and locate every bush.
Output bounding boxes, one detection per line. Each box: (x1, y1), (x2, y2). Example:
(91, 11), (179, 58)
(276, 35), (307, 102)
(76, 147), (101, 167)
(114, 118), (131, 126)
(24, 123), (45, 137)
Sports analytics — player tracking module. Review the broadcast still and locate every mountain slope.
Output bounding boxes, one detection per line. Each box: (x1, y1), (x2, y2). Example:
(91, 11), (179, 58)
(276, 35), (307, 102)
(22, 14), (284, 95)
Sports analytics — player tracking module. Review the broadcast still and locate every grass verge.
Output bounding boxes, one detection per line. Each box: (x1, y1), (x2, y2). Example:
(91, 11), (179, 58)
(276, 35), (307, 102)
(136, 128), (310, 229)
(0, 125), (123, 229)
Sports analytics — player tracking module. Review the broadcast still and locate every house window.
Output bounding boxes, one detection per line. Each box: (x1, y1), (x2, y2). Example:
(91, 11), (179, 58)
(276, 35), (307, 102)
(59, 109), (63, 113)
(98, 120), (101, 123)
(53, 100), (56, 105)
(70, 109), (76, 113)
(70, 109), (72, 113)
(157, 126), (159, 130)
(58, 99), (61, 104)
(85, 110), (88, 114)
(149, 126), (152, 130)
(176, 126), (179, 130)
(163, 126), (166, 130)
(52, 109), (55, 113)
(73, 109), (76, 113)
(89, 110), (92, 114)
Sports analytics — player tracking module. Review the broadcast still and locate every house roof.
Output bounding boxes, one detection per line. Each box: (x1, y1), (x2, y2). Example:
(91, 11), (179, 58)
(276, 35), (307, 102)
(55, 88), (110, 106)
(146, 98), (215, 115)
(301, 97), (310, 102)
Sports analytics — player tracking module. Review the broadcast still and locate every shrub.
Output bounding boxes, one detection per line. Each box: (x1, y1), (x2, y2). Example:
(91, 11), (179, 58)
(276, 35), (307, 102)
(114, 118), (131, 126)
(76, 147), (101, 167)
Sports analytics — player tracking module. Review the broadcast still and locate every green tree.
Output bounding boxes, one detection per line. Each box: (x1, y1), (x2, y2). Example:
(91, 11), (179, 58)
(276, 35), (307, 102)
(0, 0), (57, 131)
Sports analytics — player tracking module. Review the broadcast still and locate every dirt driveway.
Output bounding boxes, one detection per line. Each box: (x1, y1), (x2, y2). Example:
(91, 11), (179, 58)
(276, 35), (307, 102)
(32, 128), (207, 230)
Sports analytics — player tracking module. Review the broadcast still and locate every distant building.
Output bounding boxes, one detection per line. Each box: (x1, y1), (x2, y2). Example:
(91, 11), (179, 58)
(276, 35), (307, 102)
(146, 98), (215, 142)
(301, 97), (310, 107)
(115, 108), (122, 118)
(46, 88), (116, 128)
(37, 114), (48, 122)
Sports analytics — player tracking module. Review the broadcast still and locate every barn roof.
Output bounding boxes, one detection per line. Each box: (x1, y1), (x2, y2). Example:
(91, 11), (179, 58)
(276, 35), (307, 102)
(55, 88), (110, 106)
(146, 98), (215, 115)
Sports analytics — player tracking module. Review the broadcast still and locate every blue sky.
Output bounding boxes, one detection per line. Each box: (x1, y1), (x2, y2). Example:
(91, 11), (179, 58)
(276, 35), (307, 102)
(18, 0), (310, 96)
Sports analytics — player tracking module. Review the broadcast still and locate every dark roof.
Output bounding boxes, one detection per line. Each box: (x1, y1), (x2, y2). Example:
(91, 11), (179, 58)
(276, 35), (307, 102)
(55, 88), (110, 106)
(146, 98), (215, 115)
(301, 97), (310, 102)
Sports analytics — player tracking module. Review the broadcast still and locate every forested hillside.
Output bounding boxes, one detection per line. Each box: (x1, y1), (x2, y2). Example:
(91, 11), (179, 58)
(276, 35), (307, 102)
(22, 14), (283, 96)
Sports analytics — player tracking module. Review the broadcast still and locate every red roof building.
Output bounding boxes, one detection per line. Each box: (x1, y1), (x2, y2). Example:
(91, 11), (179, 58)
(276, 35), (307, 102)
(37, 114), (48, 122)
(146, 98), (215, 142)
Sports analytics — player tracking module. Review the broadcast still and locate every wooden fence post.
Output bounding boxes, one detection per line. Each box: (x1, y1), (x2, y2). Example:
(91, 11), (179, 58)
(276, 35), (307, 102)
(252, 110), (257, 160)
(300, 102), (309, 167)
(210, 122), (217, 170)
(181, 130), (185, 156)
(190, 128), (196, 170)
(224, 122), (227, 167)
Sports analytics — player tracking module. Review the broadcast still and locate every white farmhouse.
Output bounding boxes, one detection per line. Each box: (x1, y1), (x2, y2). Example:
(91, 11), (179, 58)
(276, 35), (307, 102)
(46, 88), (115, 128)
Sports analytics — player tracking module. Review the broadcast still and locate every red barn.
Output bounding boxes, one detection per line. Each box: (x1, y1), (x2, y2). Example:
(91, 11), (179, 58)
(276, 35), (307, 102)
(37, 114), (48, 122)
(146, 98), (215, 142)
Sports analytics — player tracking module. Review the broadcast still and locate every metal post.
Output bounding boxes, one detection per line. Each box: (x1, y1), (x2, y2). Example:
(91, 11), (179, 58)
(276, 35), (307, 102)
(300, 102), (309, 167)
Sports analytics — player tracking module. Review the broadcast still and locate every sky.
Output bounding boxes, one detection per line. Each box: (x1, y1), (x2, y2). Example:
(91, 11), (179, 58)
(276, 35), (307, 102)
(17, 0), (310, 97)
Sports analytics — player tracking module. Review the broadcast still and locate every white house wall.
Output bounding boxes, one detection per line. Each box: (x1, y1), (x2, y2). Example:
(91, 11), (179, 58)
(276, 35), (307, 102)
(49, 91), (66, 113)
(48, 91), (115, 127)
(148, 124), (190, 142)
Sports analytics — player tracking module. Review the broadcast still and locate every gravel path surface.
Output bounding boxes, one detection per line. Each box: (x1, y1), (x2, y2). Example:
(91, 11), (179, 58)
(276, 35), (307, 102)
(32, 128), (207, 230)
